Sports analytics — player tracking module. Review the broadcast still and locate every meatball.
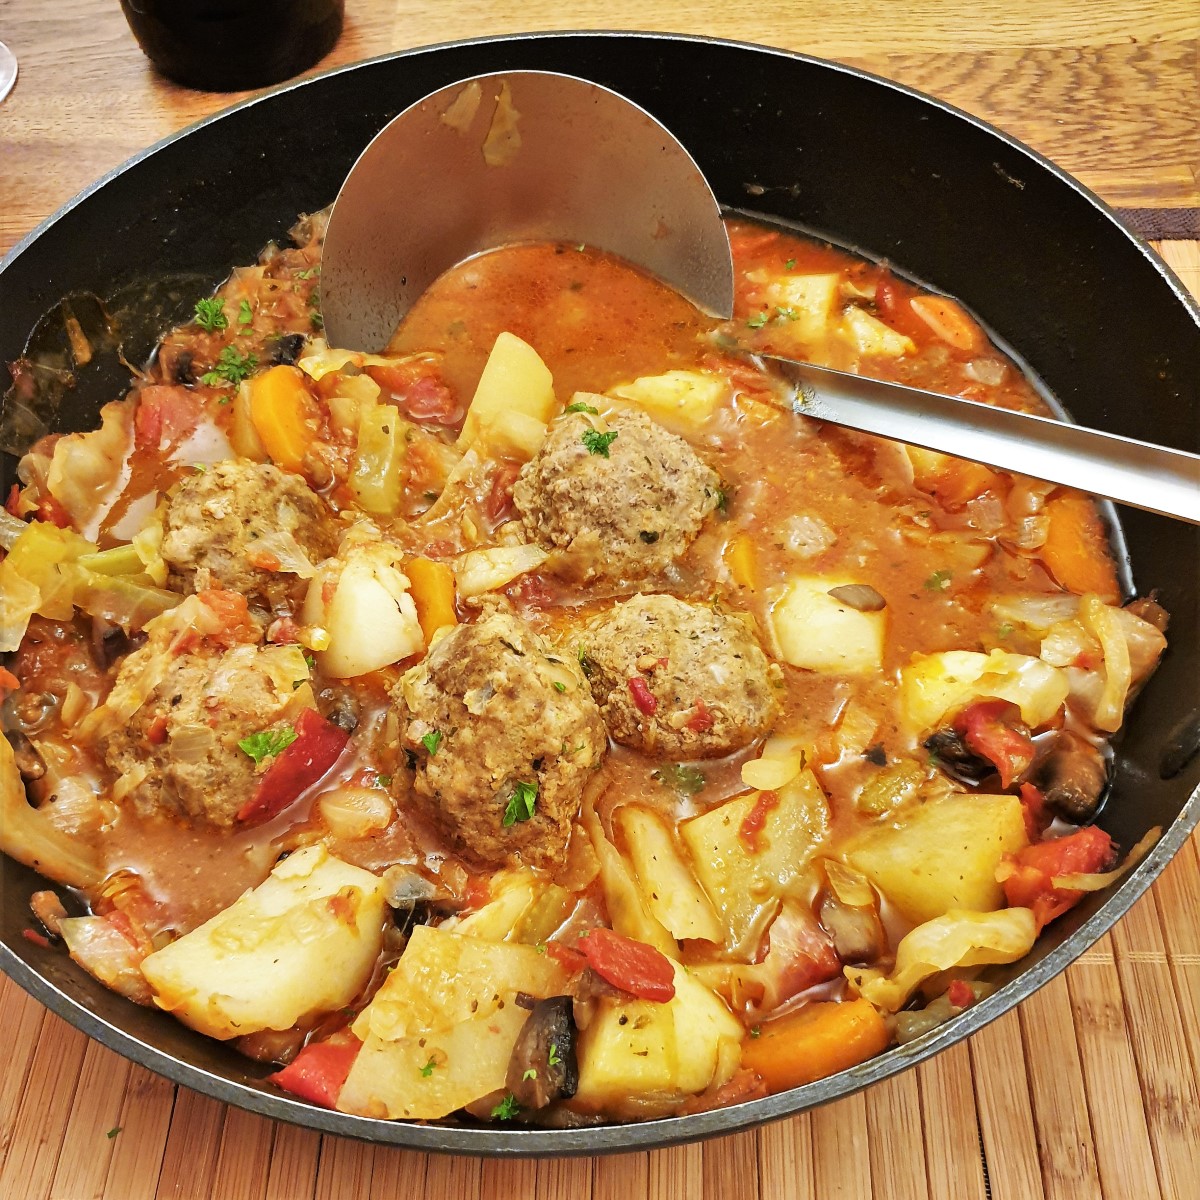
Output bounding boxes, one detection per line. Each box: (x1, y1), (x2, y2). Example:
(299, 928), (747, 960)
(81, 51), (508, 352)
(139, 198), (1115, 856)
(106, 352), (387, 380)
(581, 594), (779, 758)
(101, 642), (308, 827)
(392, 605), (606, 869)
(161, 459), (339, 609)
(512, 409), (721, 586)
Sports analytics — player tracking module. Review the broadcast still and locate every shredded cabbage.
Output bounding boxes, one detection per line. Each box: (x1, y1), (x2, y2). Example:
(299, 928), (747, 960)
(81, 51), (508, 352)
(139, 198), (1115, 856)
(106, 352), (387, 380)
(845, 907), (1037, 1012)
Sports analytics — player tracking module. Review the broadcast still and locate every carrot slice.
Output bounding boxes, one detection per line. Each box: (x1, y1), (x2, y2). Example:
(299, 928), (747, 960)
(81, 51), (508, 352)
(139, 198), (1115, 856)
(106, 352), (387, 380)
(406, 556), (457, 641)
(723, 534), (758, 591)
(1039, 493), (1120, 602)
(740, 998), (890, 1092)
(248, 364), (319, 472)
(909, 295), (984, 353)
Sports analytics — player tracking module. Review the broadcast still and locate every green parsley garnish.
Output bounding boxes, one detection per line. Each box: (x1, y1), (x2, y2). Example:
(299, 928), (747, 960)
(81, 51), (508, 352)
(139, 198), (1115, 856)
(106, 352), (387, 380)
(421, 730), (443, 756)
(581, 428), (618, 457)
(547, 1042), (561, 1067)
(997, 622), (1014, 639)
(106, 1126), (122, 1139)
(565, 400), (599, 415)
(193, 297), (228, 333)
(191, 463), (207, 473)
(924, 569), (953, 592)
(294, 267), (319, 280)
(577, 645), (594, 677)
(200, 345), (257, 387)
(746, 311), (769, 329)
(491, 1092), (520, 1121)
(715, 486), (730, 514)
(552, 681), (567, 694)
(774, 306), (800, 322)
(522, 1068), (538, 1081)
(652, 763), (707, 797)
(502, 780), (538, 827)
(237, 726), (297, 765)
(303, 652), (316, 670)
(784, 258), (797, 271)
(535, 943), (547, 955)
(310, 311), (325, 331)
(376, 774), (393, 788)
(419, 1057), (438, 1078)
(238, 299), (254, 327)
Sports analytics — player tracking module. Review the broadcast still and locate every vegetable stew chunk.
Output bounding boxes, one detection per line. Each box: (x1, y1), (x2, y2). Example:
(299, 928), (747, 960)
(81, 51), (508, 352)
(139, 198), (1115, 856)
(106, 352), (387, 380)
(391, 604), (606, 869)
(101, 641), (312, 827)
(161, 459), (339, 610)
(512, 409), (721, 586)
(582, 593), (778, 758)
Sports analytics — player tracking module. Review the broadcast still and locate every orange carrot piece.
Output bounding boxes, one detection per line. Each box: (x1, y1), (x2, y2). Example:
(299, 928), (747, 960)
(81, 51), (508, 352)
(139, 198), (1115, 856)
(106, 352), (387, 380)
(723, 534), (757, 591)
(740, 998), (890, 1093)
(248, 364), (318, 471)
(909, 295), (984, 353)
(406, 556), (457, 641)
(1039, 493), (1119, 602)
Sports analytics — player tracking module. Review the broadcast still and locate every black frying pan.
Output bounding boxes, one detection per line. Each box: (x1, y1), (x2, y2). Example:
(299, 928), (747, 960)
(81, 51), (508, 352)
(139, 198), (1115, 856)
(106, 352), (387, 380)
(1, 32), (1198, 1157)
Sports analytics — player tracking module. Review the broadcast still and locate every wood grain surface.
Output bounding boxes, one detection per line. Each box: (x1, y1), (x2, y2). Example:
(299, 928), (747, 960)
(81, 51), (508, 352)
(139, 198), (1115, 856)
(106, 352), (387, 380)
(0, 2), (1198, 1198)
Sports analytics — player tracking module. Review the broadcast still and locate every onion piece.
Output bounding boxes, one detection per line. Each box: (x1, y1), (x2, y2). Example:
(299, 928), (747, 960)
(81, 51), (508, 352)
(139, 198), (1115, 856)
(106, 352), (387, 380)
(319, 786), (395, 840)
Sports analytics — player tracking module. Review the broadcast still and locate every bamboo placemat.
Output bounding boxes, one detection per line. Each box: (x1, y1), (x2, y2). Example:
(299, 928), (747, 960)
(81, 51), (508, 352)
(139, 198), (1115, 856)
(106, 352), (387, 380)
(0, 240), (1196, 1200)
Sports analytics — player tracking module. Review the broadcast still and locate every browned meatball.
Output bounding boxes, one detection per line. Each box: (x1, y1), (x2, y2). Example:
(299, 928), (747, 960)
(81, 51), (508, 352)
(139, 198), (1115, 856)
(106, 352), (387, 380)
(101, 641), (310, 827)
(581, 594), (779, 758)
(512, 409), (721, 586)
(161, 459), (339, 610)
(392, 605), (606, 870)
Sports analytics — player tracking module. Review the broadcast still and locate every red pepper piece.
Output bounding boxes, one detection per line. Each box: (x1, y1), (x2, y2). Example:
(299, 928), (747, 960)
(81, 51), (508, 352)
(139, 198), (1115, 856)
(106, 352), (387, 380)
(237, 707), (349, 825)
(954, 699), (1035, 788)
(578, 927), (676, 1002)
(947, 979), (974, 1009)
(268, 1036), (361, 1109)
(628, 676), (658, 716)
(1001, 825), (1116, 932)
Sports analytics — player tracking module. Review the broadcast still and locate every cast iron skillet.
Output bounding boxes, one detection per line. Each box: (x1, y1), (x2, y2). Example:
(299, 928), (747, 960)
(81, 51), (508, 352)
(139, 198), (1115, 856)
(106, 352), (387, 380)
(1, 32), (1198, 1157)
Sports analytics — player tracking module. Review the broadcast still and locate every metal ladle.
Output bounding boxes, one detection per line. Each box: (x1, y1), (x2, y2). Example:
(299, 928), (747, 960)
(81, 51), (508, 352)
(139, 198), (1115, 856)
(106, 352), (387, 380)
(321, 71), (1200, 524)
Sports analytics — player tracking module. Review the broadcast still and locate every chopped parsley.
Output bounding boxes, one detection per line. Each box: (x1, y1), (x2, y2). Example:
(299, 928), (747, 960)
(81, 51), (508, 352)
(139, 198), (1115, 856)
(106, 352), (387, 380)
(193, 297), (228, 333)
(237, 726), (297, 765)
(552, 681), (567, 694)
(577, 645), (594, 677)
(565, 400), (599, 415)
(774, 306), (800, 322)
(200, 345), (258, 387)
(419, 1057), (438, 1078)
(376, 774), (393, 788)
(535, 943), (547, 955)
(746, 311), (769, 329)
(421, 730), (443, 756)
(784, 258), (797, 271)
(491, 1092), (521, 1121)
(652, 763), (707, 797)
(581, 428), (618, 457)
(303, 652), (316, 670)
(237, 299), (254, 327)
(502, 780), (538, 827)
(924, 569), (953, 592)
(310, 310), (325, 331)
(294, 266), (319, 280)
(715, 486), (730, 514)
(547, 1042), (561, 1067)
(106, 1126), (123, 1139)
(522, 1068), (538, 1081)
(997, 622), (1014, 639)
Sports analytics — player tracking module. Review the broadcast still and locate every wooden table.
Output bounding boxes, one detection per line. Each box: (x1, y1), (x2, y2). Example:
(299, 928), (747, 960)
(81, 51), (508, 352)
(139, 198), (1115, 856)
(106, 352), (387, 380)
(1, 3), (1197, 1198)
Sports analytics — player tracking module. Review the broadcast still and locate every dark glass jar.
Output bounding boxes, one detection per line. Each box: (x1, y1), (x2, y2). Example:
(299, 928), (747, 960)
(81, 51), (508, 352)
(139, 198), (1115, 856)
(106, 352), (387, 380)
(119, 0), (345, 92)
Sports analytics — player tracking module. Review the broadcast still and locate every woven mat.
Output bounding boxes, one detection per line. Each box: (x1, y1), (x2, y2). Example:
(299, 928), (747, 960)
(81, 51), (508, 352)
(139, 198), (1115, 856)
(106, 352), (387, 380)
(1, 241), (1197, 1200)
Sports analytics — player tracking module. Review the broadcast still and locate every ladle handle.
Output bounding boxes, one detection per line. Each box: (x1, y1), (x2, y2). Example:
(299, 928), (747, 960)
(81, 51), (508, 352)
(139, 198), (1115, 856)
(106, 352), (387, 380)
(775, 358), (1200, 525)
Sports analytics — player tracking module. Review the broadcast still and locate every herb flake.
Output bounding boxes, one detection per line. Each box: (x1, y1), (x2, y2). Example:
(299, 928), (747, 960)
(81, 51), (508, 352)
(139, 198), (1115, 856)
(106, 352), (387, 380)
(746, 311), (769, 329)
(502, 780), (538, 827)
(491, 1092), (521, 1121)
(237, 726), (297, 766)
(193, 297), (228, 333)
(924, 569), (953, 592)
(237, 298), (254, 327)
(552, 681), (567, 694)
(421, 730), (443, 756)
(581, 428), (618, 457)
(565, 400), (599, 415)
(200, 345), (257, 387)
(652, 763), (707, 797)
(419, 1057), (438, 1078)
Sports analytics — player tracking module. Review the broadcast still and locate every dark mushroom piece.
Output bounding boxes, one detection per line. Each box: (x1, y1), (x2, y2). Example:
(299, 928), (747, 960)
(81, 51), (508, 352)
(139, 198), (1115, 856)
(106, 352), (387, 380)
(266, 333), (307, 366)
(818, 889), (886, 966)
(505, 995), (579, 1109)
(923, 727), (992, 783)
(1029, 730), (1109, 823)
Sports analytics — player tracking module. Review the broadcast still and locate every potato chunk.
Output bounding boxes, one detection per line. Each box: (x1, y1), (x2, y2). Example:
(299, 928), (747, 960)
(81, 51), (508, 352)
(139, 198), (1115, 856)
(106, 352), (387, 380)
(770, 575), (886, 675)
(764, 273), (840, 342)
(140, 845), (387, 1039)
(458, 332), (556, 448)
(845, 792), (1029, 924)
(680, 769), (829, 947)
(572, 960), (742, 1112)
(608, 369), (728, 426)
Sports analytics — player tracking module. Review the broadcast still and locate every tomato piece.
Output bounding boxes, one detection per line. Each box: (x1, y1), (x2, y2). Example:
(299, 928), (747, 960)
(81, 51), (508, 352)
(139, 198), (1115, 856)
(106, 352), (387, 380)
(1002, 826), (1116, 931)
(946, 979), (974, 1008)
(1018, 782), (1050, 839)
(197, 589), (259, 648)
(237, 708), (350, 825)
(627, 677), (658, 716)
(36, 495), (72, 528)
(686, 698), (715, 733)
(578, 928), (676, 1002)
(544, 942), (588, 974)
(268, 1037), (361, 1109)
(5, 484), (23, 517)
(0, 666), (19, 699)
(483, 460), (521, 522)
(738, 789), (780, 852)
(134, 385), (202, 449)
(954, 699), (1034, 788)
(365, 363), (459, 424)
